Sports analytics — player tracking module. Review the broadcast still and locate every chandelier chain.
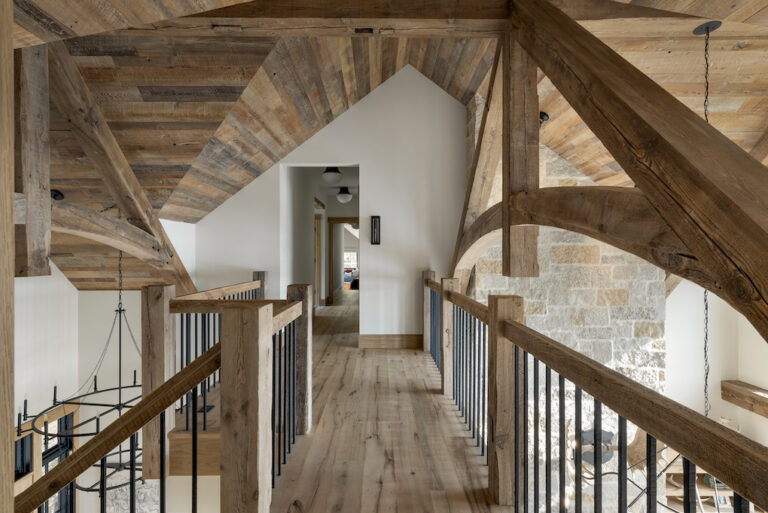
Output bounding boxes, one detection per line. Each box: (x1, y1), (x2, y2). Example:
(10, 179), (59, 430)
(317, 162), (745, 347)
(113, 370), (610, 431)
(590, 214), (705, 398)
(702, 26), (712, 418)
(704, 27), (711, 123)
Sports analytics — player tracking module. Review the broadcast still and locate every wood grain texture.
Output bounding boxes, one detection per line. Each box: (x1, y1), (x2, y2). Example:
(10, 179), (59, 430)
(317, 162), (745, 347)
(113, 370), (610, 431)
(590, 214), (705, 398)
(442, 289), (490, 324)
(160, 37), (496, 222)
(175, 279), (262, 300)
(358, 334), (423, 349)
(504, 319), (768, 510)
(502, 31), (539, 278)
(487, 295), (524, 506)
(287, 284), (313, 434)
(422, 270), (435, 352)
(13, 44), (49, 277)
(0, 0), (13, 509)
(14, 342), (222, 513)
(721, 380), (768, 419)
(512, 0), (768, 341)
(141, 284), (176, 480)
(220, 303), (273, 513)
(440, 278), (460, 396)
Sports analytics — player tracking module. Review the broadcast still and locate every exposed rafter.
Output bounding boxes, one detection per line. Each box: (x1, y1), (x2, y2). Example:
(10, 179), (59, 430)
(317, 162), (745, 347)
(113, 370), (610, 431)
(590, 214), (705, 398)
(14, 195), (168, 269)
(510, 0), (768, 340)
(453, 187), (715, 293)
(46, 41), (195, 294)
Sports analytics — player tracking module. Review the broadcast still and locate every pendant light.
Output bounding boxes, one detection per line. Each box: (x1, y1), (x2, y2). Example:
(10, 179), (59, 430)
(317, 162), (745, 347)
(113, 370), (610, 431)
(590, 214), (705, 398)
(336, 186), (353, 204)
(322, 166), (343, 185)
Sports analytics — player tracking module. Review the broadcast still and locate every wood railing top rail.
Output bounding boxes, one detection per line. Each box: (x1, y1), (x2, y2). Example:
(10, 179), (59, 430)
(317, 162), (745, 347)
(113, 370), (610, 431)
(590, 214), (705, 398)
(273, 301), (302, 333)
(503, 320), (768, 510)
(175, 279), (261, 301)
(425, 279), (441, 293)
(15, 343), (223, 513)
(443, 289), (489, 324)
(169, 299), (302, 334)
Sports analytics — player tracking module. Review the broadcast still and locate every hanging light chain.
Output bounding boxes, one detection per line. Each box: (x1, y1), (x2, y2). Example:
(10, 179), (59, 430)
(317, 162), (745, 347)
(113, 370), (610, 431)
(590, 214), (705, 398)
(702, 26), (712, 418)
(704, 27), (711, 123)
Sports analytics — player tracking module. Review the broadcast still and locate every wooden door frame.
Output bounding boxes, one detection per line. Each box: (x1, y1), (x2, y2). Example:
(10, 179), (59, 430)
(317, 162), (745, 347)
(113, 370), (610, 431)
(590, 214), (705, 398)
(313, 214), (322, 307)
(327, 217), (359, 305)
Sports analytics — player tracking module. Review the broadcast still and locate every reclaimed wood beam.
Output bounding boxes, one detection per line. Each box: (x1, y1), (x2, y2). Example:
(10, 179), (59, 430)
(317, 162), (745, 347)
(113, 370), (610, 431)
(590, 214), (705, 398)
(502, 30), (539, 277)
(749, 126), (768, 165)
(47, 41), (195, 294)
(14, 195), (168, 268)
(510, 0), (768, 341)
(14, 44), (50, 277)
(722, 380), (768, 420)
(0, 0), (13, 509)
(453, 187), (716, 293)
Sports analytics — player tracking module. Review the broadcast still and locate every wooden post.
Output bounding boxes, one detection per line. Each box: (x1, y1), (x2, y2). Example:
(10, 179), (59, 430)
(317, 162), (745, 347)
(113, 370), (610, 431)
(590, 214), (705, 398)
(422, 270), (435, 352)
(253, 271), (266, 299)
(502, 29), (540, 278)
(140, 285), (176, 479)
(487, 294), (525, 506)
(0, 0), (14, 508)
(440, 278), (460, 396)
(221, 303), (273, 513)
(14, 45), (50, 277)
(287, 284), (313, 434)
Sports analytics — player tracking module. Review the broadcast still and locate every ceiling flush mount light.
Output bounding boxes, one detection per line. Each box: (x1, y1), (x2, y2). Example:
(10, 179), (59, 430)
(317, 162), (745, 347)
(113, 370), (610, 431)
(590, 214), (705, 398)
(539, 111), (550, 126)
(337, 186), (353, 204)
(51, 189), (64, 201)
(322, 166), (343, 185)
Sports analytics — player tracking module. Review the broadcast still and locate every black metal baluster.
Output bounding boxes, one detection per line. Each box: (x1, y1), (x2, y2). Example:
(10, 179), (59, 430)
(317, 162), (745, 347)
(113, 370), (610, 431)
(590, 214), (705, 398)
(283, 327), (289, 464)
(452, 304), (457, 401)
(733, 494), (750, 513)
(186, 314), (191, 367)
(160, 411), (166, 513)
(194, 313), (199, 360)
(515, 345), (521, 510)
(202, 381), (207, 431)
(595, 400), (603, 513)
(192, 385), (198, 513)
(619, 417), (627, 513)
(646, 434), (656, 513)
(534, 358), (540, 513)
(277, 328), (283, 475)
(100, 456), (107, 513)
(272, 333), (277, 488)
(130, 432), (137, 513)
(546, 367), (552, 513)
(575, 388), (582, 513)
(481, 324), (487, 459)
(524, 352), (529, 513)
(559, 375), (565, 513)
(292, 321), (297, 445)
(682, 458), (696, 513)
(471, 315), (476, 436)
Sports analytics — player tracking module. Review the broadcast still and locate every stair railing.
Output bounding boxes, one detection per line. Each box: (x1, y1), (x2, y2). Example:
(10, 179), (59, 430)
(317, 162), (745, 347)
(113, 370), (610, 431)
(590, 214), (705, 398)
(16, 281), (312, 513)
(423, 269), (768, 513)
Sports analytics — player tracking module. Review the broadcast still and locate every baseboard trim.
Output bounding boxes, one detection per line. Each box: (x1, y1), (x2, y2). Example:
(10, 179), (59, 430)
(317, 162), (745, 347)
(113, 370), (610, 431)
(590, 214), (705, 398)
(358, 334), (423, 349)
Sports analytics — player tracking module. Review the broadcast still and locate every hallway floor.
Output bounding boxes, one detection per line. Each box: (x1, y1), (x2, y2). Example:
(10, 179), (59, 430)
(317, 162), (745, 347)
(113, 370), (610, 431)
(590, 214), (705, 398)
(270, 290), (511, 512)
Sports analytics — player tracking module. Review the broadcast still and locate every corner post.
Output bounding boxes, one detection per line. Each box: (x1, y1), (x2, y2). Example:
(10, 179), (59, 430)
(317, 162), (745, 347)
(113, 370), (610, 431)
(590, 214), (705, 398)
(253, 271), (266, 299)
(141, 284), (176, 479)
(487, 295), (525, 506)
(422, 270), (435, 352)
(220, 303), (273, 513)
(440, 278), (460, 396)
(287, 283), (313, 435)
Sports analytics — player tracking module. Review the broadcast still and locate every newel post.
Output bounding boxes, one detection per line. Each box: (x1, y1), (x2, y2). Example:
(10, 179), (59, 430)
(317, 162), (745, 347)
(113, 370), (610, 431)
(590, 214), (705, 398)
(440, 278), (460, 396)
(287, 283), (313, 434)
(141, 284), (176, 479)
(487, 295), (525, 506)
(422, 270), (435, 352)
(220, 303), (273, 513)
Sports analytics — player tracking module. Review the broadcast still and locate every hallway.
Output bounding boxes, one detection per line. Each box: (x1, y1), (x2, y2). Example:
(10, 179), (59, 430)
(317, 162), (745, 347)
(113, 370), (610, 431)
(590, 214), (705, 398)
(270, 291), (509, 512)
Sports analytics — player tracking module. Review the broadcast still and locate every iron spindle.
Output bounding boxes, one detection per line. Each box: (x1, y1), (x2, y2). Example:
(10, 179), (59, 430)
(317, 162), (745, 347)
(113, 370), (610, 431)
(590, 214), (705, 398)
(595, 400), (603, 513)
(160, 412), (167, 513)
(534, 358), (540, 513)
(130, 433), (137, 513)
(202, 383), (207, 431)
(278, 328), (284, 473)
(283, 327), (289, 463)
(646, 434), (657, 513)
(272, 333), (277, 488)
(481, 324), (487, 459)
(733, 494), (750, 513)
(515, 345), (521, 510)
(194, 313), (199, 360)
(192, 385), (198, 513)
(471, 314), (476, 436)
(575, 387), (582, 513)
(292, 321), (297, 445)
(546, 366), (552, 513)
(618, 417), (627, 513)
(559, 375), (566, 513)
(524, 352), (529, 513)
(100, 456), (107, 513)
(682, 458), (696, 513)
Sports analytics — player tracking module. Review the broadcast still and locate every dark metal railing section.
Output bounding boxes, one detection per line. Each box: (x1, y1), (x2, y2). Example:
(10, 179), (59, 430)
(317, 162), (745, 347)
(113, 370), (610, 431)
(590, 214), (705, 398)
(429, 288), (441, 368)
(515, 351), (752, 513)
(271, 319), (298, 488)
(451, 304), (488, 460)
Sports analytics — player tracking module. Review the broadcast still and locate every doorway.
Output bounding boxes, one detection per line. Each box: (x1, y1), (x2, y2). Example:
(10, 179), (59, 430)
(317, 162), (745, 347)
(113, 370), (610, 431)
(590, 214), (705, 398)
(313, 213), (322, 307)
(327, 217), (359, 305)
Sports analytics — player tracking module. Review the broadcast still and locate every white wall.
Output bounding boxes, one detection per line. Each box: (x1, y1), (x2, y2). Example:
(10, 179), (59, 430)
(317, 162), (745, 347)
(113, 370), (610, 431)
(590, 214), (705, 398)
(281, 66), (465, 334)
(666, 280), (768, 446)
(14, 263), (79, 420)
(161, 219), (197, 287)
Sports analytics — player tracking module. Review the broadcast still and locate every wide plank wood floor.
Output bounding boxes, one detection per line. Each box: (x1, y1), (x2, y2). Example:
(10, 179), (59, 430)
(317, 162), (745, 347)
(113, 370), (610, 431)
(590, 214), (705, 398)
(270, 290), (512, 513)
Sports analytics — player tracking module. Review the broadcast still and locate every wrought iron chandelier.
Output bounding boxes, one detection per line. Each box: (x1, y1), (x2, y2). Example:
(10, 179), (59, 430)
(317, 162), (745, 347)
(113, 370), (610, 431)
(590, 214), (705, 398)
(19, 247), (144, 492)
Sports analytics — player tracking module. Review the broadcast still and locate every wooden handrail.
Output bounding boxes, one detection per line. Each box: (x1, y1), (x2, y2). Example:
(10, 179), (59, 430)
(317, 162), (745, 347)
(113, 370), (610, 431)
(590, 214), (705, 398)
(15, 343), (223, 513)
(169, 299), (302, 334)
(273, 301), (302, 333)
(175, 279), (262, 301)
(425, 279), (441, 293)
(443, 289), (489, 324)
(503, 320), (768, 510)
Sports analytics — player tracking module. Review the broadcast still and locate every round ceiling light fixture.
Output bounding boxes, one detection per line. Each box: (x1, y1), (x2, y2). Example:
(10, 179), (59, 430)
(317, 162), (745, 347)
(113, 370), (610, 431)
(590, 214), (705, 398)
(322, 166), (343, 185)
(337, 186), (353, 204)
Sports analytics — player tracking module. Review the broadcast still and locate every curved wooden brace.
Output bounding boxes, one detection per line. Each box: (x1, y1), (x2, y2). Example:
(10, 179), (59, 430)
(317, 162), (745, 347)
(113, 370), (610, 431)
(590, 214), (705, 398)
(15, 195), (169, 269)
(453, 187), (716, 292)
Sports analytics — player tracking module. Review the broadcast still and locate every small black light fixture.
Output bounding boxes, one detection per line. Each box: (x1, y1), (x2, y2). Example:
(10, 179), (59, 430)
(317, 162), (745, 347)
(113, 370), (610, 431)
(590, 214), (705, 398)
(322, 166), (343, 185)
(50, 189), (64, 201)
(370, 216), (381, 245)
(539, 111), (550, 126)
(336, 186), (353, 204)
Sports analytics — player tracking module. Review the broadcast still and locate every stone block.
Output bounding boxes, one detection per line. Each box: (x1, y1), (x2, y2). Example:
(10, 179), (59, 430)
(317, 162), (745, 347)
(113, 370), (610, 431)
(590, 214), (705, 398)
(551, 245), (601, 264)
(526, 301), (547, 315)
(597, 289), (629, 306)
(634, 322), (664, 338)
(571, 308), (610, 326)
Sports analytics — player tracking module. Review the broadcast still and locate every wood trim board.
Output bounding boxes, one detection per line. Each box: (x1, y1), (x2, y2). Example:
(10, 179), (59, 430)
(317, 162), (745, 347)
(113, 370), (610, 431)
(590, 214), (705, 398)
(358, 334), (423, 349)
